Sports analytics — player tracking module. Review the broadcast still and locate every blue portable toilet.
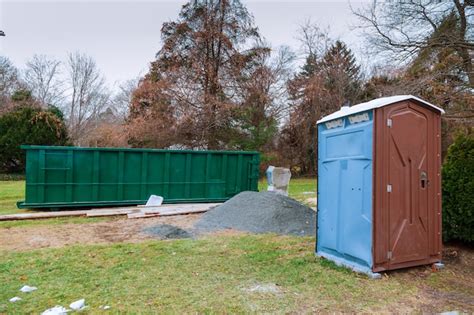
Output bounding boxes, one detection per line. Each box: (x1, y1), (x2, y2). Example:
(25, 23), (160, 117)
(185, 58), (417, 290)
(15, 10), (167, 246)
(316, 95), (445, 276)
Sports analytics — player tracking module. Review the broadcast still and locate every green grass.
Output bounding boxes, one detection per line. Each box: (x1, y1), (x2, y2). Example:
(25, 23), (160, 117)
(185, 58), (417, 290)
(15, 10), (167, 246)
(259, 177), (316, 203)
(0, 181), (26, 216)
(0, 180), (113, 227)
(0, 235), (416, 313)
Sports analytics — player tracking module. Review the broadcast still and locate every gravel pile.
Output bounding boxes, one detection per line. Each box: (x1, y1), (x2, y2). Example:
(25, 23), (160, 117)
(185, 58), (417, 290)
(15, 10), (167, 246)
(195, 191), (316, 236)
(143, 224), (193, 239)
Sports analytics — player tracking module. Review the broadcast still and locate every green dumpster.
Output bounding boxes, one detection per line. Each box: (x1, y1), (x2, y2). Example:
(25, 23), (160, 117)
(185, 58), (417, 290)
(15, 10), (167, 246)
(17, 145), (260, 209)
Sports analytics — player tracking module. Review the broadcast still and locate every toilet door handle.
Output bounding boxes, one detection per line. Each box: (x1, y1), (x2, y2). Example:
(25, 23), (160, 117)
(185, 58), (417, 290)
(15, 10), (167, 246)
(420, 171), (428, 189)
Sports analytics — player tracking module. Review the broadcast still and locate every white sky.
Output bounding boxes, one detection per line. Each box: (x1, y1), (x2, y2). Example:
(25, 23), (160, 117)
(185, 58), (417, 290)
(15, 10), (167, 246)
(0, 0), (370, 89)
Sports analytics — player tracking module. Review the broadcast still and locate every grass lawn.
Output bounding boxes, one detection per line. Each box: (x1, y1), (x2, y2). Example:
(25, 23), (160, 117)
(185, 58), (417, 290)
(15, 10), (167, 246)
(0, 234), (420, 313)
(259, 177), (316, 204)
(0, 181), (27, 216)
(0, 181), (111, 227)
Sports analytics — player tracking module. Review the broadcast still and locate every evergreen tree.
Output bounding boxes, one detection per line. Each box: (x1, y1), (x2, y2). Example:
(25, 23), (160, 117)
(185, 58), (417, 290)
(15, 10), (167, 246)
(0, 90), (69, 173)
(320, 40), (361, 105)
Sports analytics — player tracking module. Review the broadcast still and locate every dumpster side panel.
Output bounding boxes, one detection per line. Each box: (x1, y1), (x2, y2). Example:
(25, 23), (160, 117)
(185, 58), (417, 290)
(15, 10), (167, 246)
(73, 150), (94, 202)
(316, 110), (374, 272)
(19, 147), (259, 209)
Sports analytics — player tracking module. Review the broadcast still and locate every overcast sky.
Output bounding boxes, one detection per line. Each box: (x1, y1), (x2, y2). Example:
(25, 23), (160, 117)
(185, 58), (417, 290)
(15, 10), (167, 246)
(0, 0), (370, 89)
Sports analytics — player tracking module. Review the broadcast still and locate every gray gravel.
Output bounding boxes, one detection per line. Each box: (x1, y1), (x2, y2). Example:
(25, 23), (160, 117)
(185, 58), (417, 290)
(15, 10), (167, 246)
(195, 191), (316, 236)
(143, 224), (193, 239)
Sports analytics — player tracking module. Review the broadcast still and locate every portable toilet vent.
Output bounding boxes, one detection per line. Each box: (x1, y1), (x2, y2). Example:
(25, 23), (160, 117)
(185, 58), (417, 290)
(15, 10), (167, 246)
(316, 95), (445, 277)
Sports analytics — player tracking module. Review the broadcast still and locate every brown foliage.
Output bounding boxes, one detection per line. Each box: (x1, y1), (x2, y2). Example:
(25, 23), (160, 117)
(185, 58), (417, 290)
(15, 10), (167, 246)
(81, 122), (128, 148)
(127, 79), (177, 148)
(130, 0), (276, 150)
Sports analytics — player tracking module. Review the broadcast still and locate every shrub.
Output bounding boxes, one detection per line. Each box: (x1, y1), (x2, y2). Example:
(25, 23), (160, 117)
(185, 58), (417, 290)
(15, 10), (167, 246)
(0, 105), (69, 173)
(442, 131), (474, 243)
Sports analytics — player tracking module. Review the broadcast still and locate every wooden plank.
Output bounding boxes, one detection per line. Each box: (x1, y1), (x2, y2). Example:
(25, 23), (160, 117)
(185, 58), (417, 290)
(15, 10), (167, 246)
(127, 212), (161, 219)
(159, 208), (210, 216)
(0, 203), (221, 221)
(129, 207), (213, 219)
(0, 210), (87, 221)
(86, 209), (140, 217)
(142, 203), (221, 214)
(0, 207), (140, 221)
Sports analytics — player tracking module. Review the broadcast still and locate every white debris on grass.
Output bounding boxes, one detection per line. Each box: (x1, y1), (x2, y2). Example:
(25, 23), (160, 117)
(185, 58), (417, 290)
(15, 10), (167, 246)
(69, 299), (86, 311)
(19, 285), (37, 293)
(246, 283), (281, 294)
(99, 305), (111, 310)
(9, 296), (22, 302)
(41, 305), (68, 315)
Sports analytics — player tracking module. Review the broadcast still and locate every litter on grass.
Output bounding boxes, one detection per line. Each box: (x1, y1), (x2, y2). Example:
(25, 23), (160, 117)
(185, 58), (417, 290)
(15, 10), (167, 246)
(9, 297), (21, 302)
(41, 305), (68, 315)
(69, 299), (86, 311)
(246, 283), (281, 294)
(19, 285), (37, 293)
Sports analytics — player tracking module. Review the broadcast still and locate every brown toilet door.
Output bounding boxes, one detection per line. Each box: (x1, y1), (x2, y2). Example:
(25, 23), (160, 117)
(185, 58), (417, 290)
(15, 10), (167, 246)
(385, 102), (434, 267)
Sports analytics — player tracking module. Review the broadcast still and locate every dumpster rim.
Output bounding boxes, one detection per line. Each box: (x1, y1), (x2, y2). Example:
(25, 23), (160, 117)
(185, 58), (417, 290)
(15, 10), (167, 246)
(20, 145), (259, 155)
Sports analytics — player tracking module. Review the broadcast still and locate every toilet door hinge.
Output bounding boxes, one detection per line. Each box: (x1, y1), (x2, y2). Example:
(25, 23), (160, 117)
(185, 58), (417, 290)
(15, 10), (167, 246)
(387, 119), (392, 127)
(387, 251), (392, 260)
(387, 184), (392, 192)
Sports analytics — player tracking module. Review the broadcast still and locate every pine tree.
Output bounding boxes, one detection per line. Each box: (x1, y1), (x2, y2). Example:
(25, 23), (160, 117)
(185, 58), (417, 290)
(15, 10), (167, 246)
(320, 40), (361, 105)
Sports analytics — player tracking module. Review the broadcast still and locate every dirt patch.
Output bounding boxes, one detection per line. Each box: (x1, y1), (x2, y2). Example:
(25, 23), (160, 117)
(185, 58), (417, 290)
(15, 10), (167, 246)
(0, 214), (200, 251)
(385, 244), (474, 313)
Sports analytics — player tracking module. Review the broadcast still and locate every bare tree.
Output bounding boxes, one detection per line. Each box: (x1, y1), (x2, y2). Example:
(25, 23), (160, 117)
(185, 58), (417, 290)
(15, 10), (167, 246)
(66, 52), (110, 145)
(24, 54), (64, 106)
(0, 56), (21, 107)
(296, 19), (331, 60)
(352, 0), (474, 87)
(111, 77), (140, 121)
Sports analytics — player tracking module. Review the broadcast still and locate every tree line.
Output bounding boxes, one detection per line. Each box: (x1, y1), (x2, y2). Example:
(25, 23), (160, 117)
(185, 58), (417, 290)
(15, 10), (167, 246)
(0, 0), (472, 174)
